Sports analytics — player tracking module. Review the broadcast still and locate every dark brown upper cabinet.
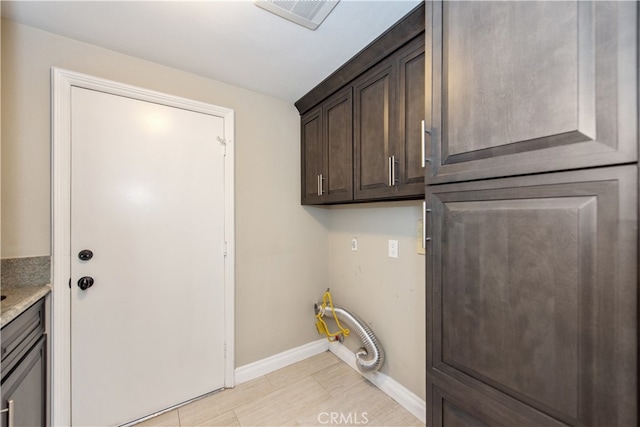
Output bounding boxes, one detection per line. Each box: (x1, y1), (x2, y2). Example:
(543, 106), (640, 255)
(425, 0), (638, 184)
(354, 37), (426, 201)
(297, 3), (425, 205)
(354, 57), (396, 200)
(301, 107), (323, 205)
(301, 87), (353, 205)
(395, 38), (426, 197)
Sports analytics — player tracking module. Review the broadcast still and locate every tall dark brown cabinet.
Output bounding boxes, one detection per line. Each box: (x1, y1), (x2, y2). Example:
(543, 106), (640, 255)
(424, 1), (638, 426)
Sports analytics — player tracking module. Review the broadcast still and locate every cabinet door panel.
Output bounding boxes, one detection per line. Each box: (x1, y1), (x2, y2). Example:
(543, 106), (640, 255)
(301, 108), (323, 205)
(428, 376), (566, 427)
(323, 88), (353, 203)
(354, 62), (395, 200)
(426, 1), (638, 183)
(431, 384), (493, 427)
(426, 166), (637, 426)
(397, 40), (426, 196)
(441, 399), (486, 427)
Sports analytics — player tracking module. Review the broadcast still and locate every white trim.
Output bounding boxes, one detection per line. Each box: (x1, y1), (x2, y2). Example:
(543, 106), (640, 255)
(235, 339), (329, 385)
(50, 67), (236, 426)
(328, 342), (426, 424)
(234, 339), (426, 423)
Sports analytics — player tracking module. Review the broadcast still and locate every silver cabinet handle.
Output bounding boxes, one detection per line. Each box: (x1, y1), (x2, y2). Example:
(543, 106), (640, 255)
(422, 201), (431, 248)
(0, 400), (14, 427)
(319, 174), (324, 196)
(392, 155), (396, 186)
(317, 175), (320, 197)
(317, 174), (325, 197)
(421, 120), (426, 168)
(422, 120), (432, 167)
(388, 156), (397, 187)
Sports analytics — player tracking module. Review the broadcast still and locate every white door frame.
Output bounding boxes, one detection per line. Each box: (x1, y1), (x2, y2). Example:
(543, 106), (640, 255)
(51, 67), (235, 426)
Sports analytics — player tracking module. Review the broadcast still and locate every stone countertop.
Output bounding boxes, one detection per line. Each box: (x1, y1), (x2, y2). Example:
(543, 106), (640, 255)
(1, 285), (51, 328)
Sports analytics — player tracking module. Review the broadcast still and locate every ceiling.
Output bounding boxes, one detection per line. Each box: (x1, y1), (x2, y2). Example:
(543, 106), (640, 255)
(1, 0), (422, 102)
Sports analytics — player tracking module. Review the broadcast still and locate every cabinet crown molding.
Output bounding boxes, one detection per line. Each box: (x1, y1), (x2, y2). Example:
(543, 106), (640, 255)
(295, 2), (424, 115)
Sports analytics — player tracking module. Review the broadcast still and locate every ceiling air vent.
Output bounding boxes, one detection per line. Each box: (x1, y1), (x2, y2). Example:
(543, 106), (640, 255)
(254, 0), (340, 30)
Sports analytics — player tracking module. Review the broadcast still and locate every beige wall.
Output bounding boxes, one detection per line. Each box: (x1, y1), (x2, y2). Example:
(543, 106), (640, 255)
(1, 19), (425, 399)
(326, 201), (426, 400)
(1, 19), (329, 365)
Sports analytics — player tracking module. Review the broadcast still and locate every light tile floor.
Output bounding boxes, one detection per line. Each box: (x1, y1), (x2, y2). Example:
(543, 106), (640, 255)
(135, 352), (424, 427)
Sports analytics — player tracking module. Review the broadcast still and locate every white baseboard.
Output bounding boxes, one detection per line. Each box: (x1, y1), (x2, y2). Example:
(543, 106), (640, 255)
(328, 341), (426, 424)
(235, 339), (329, 384)
(234, 338), (426, 424)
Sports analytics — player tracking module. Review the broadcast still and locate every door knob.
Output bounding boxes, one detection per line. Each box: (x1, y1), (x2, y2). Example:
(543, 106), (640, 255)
(78, 249), (94, 261)
(78, 276), (95, 291)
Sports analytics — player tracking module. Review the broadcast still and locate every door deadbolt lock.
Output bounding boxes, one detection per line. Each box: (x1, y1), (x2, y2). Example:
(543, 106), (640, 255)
(78, 249), (94, 261)
(78, 276), (95, 291)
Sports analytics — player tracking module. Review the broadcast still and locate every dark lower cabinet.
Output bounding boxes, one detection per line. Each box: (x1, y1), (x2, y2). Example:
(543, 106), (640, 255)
(425, 166), (637, 426)
(1, 300), (47, 427)
(1, 337), (46, 427)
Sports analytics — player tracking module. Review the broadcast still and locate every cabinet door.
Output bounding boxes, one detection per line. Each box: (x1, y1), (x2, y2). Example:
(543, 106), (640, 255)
(322, 87), (353, 203)
(1, 336), (46, 427)
(425, 166), (637, 426)
(354, 60), (396, 200)
(301, 107), (323, 205)
(395, 38), (425, 197)
(425, 1), (638, 184)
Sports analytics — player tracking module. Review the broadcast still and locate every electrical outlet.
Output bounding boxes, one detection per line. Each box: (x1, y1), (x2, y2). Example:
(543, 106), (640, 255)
(388, 240), (399, 258)
(351, 237), (358, 251)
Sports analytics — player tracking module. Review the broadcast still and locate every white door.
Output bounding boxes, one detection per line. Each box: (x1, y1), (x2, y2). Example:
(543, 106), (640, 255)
(70, 87), (226, 426)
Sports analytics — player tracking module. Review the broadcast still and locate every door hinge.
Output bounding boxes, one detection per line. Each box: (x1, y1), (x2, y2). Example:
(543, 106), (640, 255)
(217, 136), (227, 156)
(223, 241), (228, 257)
